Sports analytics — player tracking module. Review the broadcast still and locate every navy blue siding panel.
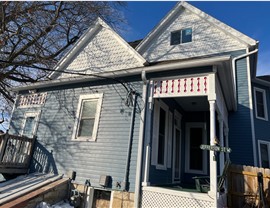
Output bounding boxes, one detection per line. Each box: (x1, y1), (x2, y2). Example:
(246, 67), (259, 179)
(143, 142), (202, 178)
(252, 82), (270, 163)
(228, 50), (254, 165)
(10, 81), (143, 192)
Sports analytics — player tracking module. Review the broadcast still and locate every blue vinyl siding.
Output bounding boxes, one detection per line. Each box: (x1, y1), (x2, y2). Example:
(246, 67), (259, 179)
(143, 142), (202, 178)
(252, 82), (270, 166)
(9, 80), (143, 192)
(228, 50), (254, 165)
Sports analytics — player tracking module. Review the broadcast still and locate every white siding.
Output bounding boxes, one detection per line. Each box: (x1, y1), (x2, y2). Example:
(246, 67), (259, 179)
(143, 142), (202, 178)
(142, 8), (247, 62)
(60, 27), (144, 79)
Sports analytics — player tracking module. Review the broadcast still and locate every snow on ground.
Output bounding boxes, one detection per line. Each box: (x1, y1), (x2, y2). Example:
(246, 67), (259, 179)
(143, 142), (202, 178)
(36, 201), (74, 208)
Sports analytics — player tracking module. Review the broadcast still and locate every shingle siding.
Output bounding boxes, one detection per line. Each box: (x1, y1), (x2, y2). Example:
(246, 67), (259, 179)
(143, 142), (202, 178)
(142, 8), (247, 62)
(10, 80), (143, 192)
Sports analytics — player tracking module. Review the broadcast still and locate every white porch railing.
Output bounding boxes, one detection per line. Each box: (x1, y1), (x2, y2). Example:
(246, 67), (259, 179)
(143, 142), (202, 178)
(141, 186), (214, 208)
(152, 75), (209, 98)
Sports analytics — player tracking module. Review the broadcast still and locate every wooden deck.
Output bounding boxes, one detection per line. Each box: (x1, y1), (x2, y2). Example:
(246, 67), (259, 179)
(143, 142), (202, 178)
(0, 133), (36, 175)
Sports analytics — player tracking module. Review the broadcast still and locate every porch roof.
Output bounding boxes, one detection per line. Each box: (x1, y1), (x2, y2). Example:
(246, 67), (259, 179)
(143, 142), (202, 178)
(11, 55), (236, 110)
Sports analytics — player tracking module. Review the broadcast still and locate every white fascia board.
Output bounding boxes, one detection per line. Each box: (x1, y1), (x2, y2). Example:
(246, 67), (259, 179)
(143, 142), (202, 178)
(49, 17), (147, 79)
(49, 18), (102, 79)
(182, 2), (257, 47)
(96, 18), (147, 66)
(11, 55), (232, 92)
(136, 1), (257, 54)
(136, 1), (183, 53)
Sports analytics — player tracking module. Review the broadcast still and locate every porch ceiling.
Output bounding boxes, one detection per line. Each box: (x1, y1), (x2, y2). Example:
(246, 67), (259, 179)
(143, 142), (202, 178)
(174, 96), (209, 112)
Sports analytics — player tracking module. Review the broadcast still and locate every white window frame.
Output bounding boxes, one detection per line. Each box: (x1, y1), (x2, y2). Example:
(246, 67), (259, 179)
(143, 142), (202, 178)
(170, 27), (193, 46)
(151, 99), (169, 170)
(258, 140), (270, 168)
(185, 122), (207, 174)
(21, 111), (41, 138)
(72, 93), (103, 141)
(254, 87), (268, 121)
(172, 110), (182, 183)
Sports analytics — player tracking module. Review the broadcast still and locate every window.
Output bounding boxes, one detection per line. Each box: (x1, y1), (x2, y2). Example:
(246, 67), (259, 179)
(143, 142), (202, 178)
(170, 28), (192, 45)
(254, 87), (268, 120)
(258, 140), (270, 168)
(185, 123), (207, 174)
(21, 112), (40, 138)
(151, 100), (169, 170)
(72, 94), (103, 141)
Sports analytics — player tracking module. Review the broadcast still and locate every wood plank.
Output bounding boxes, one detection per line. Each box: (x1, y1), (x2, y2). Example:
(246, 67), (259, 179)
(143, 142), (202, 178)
(0, 178), (69, 208)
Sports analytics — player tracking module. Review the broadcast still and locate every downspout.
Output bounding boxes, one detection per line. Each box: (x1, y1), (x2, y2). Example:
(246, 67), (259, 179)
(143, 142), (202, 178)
(134, 71), (148, 208)
(123, 91), (137, 191)
(232, 48), (258, 166)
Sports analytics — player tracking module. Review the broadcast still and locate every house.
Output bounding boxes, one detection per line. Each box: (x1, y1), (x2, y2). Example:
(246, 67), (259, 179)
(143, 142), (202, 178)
(5, 1), (269, 207)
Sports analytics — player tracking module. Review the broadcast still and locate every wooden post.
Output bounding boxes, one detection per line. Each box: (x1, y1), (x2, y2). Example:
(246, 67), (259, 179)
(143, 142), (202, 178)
(218, 116), (225, 175)
(0, 132), (9, 164)
(209, 100), (217, 207)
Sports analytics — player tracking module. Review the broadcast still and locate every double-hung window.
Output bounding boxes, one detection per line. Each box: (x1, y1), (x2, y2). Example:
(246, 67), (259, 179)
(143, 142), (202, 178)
(254, 87), (268, 121)
(21, 112), (40, 138)
(73, 94), (103, 141)
(170, 28), (192, 45)
(151, 100), (169, 170)
(258, 140), (270, 168)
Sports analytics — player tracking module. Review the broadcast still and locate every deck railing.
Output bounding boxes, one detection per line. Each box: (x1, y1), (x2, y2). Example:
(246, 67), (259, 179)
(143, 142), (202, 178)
(0, 133), (36, 174)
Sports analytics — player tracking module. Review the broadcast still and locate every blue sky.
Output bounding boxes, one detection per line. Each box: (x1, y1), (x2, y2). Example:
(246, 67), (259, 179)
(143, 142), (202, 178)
(121, 1), (270, 76)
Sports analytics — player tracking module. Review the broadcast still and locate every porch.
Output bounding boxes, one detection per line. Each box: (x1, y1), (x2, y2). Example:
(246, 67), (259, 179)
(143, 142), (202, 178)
(0, 132), (36, 176)
(140, 64), (235, 207)
(141, 186), (214, 207)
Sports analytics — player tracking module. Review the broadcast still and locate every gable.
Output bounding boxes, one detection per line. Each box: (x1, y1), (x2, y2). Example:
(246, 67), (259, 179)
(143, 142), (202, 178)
(137, 2), (257, 63)
(50, 18), (146, 79)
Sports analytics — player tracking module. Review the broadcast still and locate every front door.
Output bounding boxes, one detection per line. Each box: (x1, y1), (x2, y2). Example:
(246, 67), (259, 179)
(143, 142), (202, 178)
(185, 123), (207, 174)
(173, 111), (182, 183)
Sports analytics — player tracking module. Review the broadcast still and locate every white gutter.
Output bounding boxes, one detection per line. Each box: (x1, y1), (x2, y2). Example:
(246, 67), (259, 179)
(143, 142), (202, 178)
(11, 55), (231, 92)
(232, 48), (258, 166)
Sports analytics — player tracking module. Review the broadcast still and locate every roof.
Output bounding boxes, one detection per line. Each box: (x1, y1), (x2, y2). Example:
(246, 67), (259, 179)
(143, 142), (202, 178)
(136, 1), (257, 54)
(49, 18), (147, 79)
(11, 55), (232, 92)
(0, 173), (64, 206)
(257, 75), (270, 82)
(128, 39), (143, 49)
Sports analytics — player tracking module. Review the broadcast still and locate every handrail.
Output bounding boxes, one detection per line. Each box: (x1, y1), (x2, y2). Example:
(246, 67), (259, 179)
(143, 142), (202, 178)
(0, 133), (36, 172)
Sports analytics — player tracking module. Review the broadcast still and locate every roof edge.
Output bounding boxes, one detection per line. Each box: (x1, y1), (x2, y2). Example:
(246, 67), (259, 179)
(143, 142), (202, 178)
(11, 55), (231, 92)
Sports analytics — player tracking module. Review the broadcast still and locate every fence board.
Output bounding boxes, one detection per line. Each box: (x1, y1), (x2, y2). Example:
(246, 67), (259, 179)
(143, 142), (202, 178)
(228, 164), (270, 207)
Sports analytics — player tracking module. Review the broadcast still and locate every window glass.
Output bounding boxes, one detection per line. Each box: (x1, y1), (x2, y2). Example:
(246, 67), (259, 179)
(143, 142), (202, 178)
(23, 116), (35, 137)
(171, 31), (181, 45)
(170, 28), (192, 45)
(174, 128), (181, 179)
(189, 127), (203, 170)
(77, 100), (97, 138)
(182, 28), (192, 43)
(157, 108), (166, 165)
(260, 143), (270, 168)
(256, 90), (265, 118)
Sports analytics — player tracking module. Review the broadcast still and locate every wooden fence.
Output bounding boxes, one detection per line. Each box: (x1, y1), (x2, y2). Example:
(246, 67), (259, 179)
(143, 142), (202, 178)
(228, 164), (270, 208)
(0, 133), (36, 174)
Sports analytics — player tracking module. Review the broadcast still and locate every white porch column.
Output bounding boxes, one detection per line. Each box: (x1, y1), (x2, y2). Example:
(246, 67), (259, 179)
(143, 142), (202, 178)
(142, 81), (154, 187)
(218, 116), (225, 174)
(209, 100), (217, 206)
(225, 128), (230, 160)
